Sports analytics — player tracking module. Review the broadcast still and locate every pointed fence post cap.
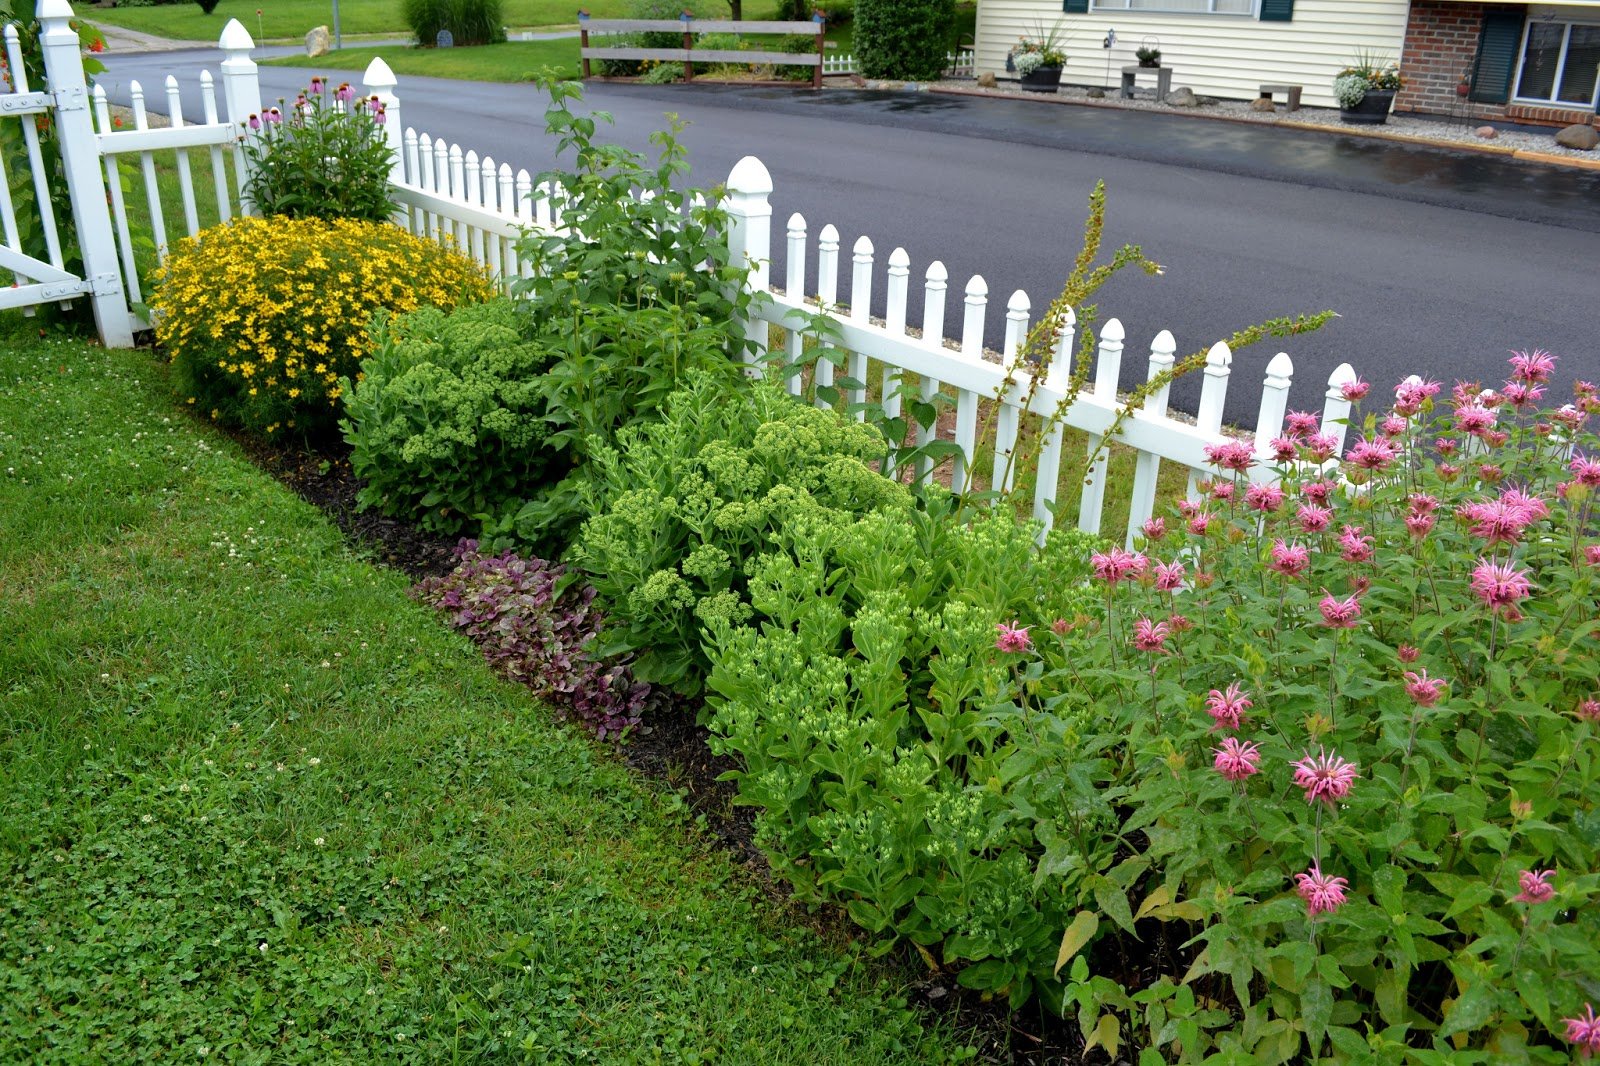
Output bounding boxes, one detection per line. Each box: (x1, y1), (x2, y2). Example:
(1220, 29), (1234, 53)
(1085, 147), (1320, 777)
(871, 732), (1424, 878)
(36, 0), (74, 23)
(925, 260), (948, 283)
(219, 17), (255, 50)
(364, 56), (398, 91)
(852, 234), (873, 255)
(964, 274), (987, 297)
(1151, 328), (1176, 358)
(1101, 317), (1125, 343)
(727, 155), (773, 198)
(786, 211), (806, 233)
(888, 246), (910, 270)
(1265, 351), (1294, 386)
(1007, 289), (1030, 314)
(1326, 362), (1357, 390)
(1205, 340), (1233, 369)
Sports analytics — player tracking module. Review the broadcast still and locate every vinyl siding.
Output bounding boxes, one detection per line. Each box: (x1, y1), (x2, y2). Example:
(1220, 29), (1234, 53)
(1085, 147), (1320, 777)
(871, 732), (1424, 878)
(975, 0), (1409, 109)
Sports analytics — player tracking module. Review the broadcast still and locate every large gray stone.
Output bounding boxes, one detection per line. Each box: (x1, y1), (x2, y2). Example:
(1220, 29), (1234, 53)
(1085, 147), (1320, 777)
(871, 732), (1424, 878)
(1249, 97), (1276, 113)
(1554, 123), (1599, 151)
(1166, 86), (1197, 107)
(1475, 125), (1498, 140)
(976, 71), (997, 88)
(306, 25), (330, 57)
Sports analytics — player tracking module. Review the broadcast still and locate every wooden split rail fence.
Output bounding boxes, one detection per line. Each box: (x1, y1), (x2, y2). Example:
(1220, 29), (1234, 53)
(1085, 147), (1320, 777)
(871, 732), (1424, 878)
(577, 12), (829, 88)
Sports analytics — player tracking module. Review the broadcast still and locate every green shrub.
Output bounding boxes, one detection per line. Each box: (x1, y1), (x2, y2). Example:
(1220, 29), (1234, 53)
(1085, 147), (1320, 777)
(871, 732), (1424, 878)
(855, 0), (954, 80)
(571, 372), (909, 694)
(402, 0), (506, 47)
(341, 299), (559, 536)
(154, 216), (494, 438)
(640, 60), (685, 84)
(241, 78), (394, 223)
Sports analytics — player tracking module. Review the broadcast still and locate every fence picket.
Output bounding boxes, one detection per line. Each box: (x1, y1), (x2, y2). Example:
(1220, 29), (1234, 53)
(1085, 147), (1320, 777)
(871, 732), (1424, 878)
(164, 76), (200, 238)
(463, 149), (485, 266)
(1188, 341), (1235, 499)
(783, 212), (807, 396)
(1320, 362), (1358, 459)
(915, 261), (948, 485)
(846, 235), (873, 417)
(448, 144), (466, 247)
(991, 290), (1029, 495)
(1077, 318), (1124, 535)
(479, 154), (502, 282)
(953, 274), (987, 492)
(4, 25), (65, 271)
(129, 81), (170, 262)
(1127, 329), (1176, 546)
(1253, 352), (1295, 464)
(814, 223), (839, 407)
(92, 85), (143, 306)
(497, 163), (517, 287)
(881, 247), (911, 474)
(199, 72), (232, 222)
(1031, 308), (1075, 537)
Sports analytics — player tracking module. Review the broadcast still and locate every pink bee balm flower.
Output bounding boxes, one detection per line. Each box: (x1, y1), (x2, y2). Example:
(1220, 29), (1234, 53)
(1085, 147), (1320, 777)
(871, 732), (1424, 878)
(1338, 525), (1374, 564)
(1051, 618), (1072, 636)
(1268, 540), (1310, 579)
(1341, 378), (1370, 402)
(1393, 377), (1442, 416)
(1454, 405), (1496, 436)
(1436, 436), (1459, 456)
(1269, 437), (1298, 462)
(1132, 616), (1170, 654)
(1245, 483), (1286, 513)
(1552, 405), (1589, 431)
(1405, 512), (1436, 539)
(1564, 1004), (1600, 1057)
(1576, 698), (1600, 722)
(1319, 591), (1362, 629)
(1501, 488), (1549, 522)
(1346, 436), (1399, 472)
(1403, 669), (1447, 707)
(1301, 480), (1334, 505)
(1297, 503), (1332, 533)
(1294, 865), (1350, 916)
(1187, 512), (1213, 537)
(1291, 748), (1359, 806)
(1141, 516), (1167, 542)
(1204, 440), (1256, 473)
(1153, 561), (1186, 591)
(1499, 381), (1544, 409)
(1213, 737), (1261, 781)
(995, 621), (1032, 653)
(1513, 868), (1556, 904)
(1284, 410), (1320, 439)
(1438, 462), (1463, 482)
(1459, 497), (1536, 545)
(1090, 548), (1147, 586)
(1397, 644), (1419, 663)
(1409, 493), (1440, 514)
(1210, 480), (1236, 503)
(1469, 558), (1533, 612)
(1167, 611), (1193, 632)
(1570, 455), (1600, 487)
(1587, 545), (1600, 567)
(1205, 682), (1253, 731)
(1380, 414), (1409, 439)
(1301, 434), (1339, 463)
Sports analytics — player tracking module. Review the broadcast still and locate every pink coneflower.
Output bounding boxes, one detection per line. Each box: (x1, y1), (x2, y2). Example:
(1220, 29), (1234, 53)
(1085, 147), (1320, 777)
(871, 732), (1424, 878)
(1346, 436), (1399, 472)
(1285, 410), (1320, 439)
(1268, 540), (1310, 578)
(1576, 698), (1600, 722)
(1570, 455), (1600, 487)
(1454, 405), (1495, 436)
(247, 113), (261, 130)
(1297, 503), (1332, 533)
(1341, 378), (1370, 402)
(1132, 617), (1170, 654)
(1205, 440), (1256, 473)
(1291, 748), (1359, 806)
(1205, 682), (1253, 731)
(1319, 591), (1362, 629)
(1338, 525), (1374, 564)
(1213, 737), (1261, 781)
(1563, 1004), (1600, 1057)
(1301, 434), (1339, 463)
(1469, 558), (1533, 612)
(995, 621), (1032, 653)
(1380, 414), (1409, 439)
(334, 81), (354, 103)
(1245, 483), (1286, 513)
(1090, 548), (1147, 586)
(1294, 865), (1350, 916)
(1513, 868), (1556, 904)
(1142, 516), (1168, 542)
(1153, 561), (1186, 592)
(1403, 669), (1447, 707)
(1397, 644), (1419, 663)
(1301, 480), (1334, 505)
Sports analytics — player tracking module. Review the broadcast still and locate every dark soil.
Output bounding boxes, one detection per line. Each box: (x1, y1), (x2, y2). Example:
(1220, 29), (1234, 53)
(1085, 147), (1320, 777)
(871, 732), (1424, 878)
(235, 431), (1100, 1065)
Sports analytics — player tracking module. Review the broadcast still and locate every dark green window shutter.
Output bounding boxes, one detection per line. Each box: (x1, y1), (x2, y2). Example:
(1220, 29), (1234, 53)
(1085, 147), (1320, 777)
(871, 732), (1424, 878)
(1470, 9), (1525, 104)
(1063, 0), (1088, 12)
(1259, 0), (1294, 21)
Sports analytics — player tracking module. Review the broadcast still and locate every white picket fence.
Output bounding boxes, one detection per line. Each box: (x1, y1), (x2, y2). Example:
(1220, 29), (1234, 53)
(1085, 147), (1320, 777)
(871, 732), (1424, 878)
(7, 2), (1360, 548)
(822, 50), (975, 77)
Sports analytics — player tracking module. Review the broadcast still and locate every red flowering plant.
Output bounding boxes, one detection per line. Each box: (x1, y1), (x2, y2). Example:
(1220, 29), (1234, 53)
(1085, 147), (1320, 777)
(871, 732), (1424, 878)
(1030, 350), (1600, 1060)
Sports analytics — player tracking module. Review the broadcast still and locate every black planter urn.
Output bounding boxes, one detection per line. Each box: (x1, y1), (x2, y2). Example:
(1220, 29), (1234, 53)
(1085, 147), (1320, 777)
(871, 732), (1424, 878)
(1339, 88), (1395, 125)
(1019, 65), (1063, 93)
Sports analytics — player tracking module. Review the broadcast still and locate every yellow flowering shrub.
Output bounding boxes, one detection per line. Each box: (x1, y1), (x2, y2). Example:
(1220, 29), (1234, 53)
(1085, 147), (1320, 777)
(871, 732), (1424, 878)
(154, 215), (495, 437)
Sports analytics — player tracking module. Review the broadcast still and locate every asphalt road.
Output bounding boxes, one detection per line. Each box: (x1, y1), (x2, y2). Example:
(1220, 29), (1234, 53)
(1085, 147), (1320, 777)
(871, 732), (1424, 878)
(97, 50), (1600, 423)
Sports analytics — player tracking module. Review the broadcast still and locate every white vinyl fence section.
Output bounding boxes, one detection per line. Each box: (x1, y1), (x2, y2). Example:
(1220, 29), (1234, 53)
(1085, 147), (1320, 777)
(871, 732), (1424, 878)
(822, 50), (976, 77)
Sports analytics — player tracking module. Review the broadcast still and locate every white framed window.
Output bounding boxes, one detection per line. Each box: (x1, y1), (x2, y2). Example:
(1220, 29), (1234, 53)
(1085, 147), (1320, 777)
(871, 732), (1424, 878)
(1513, 17), (1600, 108)
(1091, 0), (1256, 12)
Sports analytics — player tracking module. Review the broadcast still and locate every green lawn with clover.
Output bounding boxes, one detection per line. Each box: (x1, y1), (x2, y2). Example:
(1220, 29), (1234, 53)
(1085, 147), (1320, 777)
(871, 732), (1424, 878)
(0, 333), (968, 1063)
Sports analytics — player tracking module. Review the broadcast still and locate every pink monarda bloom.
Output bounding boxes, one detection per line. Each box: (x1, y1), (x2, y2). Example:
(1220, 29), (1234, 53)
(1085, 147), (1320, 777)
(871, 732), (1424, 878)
(1380, 414), (1409, 439)
(1341, 378), (1371, 402)
(1132, 616), (1170, 654)
(1438, 461), (1463, 482)
(1142, 516), (1168, 542)
(1319, 591), (1362, 629)
(1409, 493), (1440, 514)
(1188, 511), (1213, 537)
(1268, 436), (1298, 462)
(1570, 455), (1600, 487)
(1469, 558), (1533, 612)
(1514, 868), (1556, 904)
(1436, 436), (1460, 457)
(1403, 669), (1447, 707)
(1576, 698), (1600, 722)
(1051, 618), (1073, 636)
(1204, 440), (1256, 473)
(1454, 405), (1495, 436)
(1297, 503), (1332, 534)
(1167, 611), (1193, 632)
(1154, 561), (1186, 592)
(1338, 525), (1374, 564)
(1346, 436), (1399, 472)
(1291, 748), (1360, 806)
(1564, 1004), (1600, 1057)
(1459, 497), (1537, 545)
(1268, 540), (1310, 579)
(1393, 377), (1443, 417)
(1294, 865), (1350, 917)
(1285, 410), (1320, 439)
(1090, 548), (1147, 586)
(1552, 405), (1589, 432)
(995, 621), (1032, 654)
(1205, 682), (1253, 731)
(1301, 480), (1334, 505)
(1210, 480), (1236, 503)
(1397, 644), (1419, 663)
(1502, 488), (1550, 522)
(1587, 545), (1600, 567)
(1245, 483), (1286, 513)
(1213, 737), (1261, 781)
(1405, 512), (1436, 539)
(1500, 381), (1545, 409)
(1301, 434), (1339, 463)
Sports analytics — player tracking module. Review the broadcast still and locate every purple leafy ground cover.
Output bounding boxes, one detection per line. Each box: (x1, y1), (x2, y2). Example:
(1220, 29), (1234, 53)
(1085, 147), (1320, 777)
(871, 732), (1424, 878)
(413, 540), (651, 739)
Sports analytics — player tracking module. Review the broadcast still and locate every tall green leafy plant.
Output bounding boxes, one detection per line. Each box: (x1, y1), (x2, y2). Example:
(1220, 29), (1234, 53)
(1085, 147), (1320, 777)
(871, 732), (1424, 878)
(854, 0), (954, 81)
(402, 0), (506, 47)
(241, 78), (395, 222)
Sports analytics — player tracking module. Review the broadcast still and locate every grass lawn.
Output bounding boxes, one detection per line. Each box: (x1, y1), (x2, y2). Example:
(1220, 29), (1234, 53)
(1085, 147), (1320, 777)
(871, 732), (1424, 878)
(266, 37), (582, 82)
(0, 334), (969, 1063)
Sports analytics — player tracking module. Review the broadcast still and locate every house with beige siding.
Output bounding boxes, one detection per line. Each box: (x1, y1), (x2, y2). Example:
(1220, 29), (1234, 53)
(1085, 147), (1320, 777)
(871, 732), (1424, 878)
(973, 0), (1411, 109)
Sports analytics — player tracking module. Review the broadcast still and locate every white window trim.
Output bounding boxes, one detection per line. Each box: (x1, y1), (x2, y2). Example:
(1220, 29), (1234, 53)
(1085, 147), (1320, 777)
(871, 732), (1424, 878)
(1088, 0), (1260, 15)
(1511, 15), (1600, 109)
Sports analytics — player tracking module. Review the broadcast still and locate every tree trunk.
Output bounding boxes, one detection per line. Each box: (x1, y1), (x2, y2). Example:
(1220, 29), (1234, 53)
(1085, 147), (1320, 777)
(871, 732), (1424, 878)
(727, 0), (743, 18)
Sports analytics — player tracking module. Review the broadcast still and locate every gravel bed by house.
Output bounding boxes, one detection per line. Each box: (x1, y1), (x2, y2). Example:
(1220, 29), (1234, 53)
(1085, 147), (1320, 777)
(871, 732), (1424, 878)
(915, 78), (1600, 162)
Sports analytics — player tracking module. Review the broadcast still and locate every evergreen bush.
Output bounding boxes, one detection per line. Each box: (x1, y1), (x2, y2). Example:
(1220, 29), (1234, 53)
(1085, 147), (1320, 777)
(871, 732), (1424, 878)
(854, 0), (953, 80)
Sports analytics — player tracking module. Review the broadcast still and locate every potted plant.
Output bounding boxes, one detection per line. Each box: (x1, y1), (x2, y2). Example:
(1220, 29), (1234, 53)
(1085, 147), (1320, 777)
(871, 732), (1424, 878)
(1333, 51), (1404, 125)
(1010, 22), (1067, 93)
(1135, 43), (1160, 68)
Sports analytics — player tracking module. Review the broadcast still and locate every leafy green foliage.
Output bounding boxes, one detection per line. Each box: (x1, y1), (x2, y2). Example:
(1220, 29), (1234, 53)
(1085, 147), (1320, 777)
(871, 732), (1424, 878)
(854, 0), (954, 80)
(401, 0), (507, 47)
(241, 78), (395, 223)
(341, 299), (558, 535)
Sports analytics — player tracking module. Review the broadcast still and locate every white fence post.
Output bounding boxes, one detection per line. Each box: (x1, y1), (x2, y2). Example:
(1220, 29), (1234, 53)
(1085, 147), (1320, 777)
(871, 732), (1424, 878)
(37, 0), (132, 347)
(362, 58), (404, 183)
(1253, 352), (1294, 464)
(218, 19), (262, 214)
(1077, 317), (1125, 536)
(725, 155), (773, 368)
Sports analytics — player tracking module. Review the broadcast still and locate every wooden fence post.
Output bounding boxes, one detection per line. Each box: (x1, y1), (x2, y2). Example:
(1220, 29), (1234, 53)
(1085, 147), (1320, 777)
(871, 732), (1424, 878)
(578, 10), (591, 79)
(681, 11), (694, 82)
(813, 11), (825, 89)
(725, 155), (773, 369)
(218, 18), (262, 214)
(37, 0), (133, 347)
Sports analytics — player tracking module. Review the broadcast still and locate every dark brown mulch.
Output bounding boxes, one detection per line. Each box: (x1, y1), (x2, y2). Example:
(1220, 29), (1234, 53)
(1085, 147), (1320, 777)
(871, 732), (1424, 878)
(233, 431), (1096, 1065)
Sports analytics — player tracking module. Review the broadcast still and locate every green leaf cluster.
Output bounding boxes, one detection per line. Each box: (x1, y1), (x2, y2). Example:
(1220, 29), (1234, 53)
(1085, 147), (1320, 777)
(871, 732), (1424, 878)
(242, 79), (396, 224)
(854, 0), (956, 81)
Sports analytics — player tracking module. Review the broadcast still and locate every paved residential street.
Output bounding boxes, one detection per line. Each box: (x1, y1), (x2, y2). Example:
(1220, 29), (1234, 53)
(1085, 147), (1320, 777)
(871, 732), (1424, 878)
(98, 51), (1599, 422)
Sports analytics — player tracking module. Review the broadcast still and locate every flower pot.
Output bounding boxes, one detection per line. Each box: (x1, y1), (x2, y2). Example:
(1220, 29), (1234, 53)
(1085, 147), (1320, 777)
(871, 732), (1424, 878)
(1340, 88), (1395, 125)
(1019, 65), (1062, 93)
(1138, 59), (1160, 69)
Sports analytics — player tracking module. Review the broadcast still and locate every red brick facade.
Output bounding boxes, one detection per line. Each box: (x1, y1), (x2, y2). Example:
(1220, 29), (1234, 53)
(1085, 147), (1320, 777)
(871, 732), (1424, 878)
(1397, 1), (1600, 127)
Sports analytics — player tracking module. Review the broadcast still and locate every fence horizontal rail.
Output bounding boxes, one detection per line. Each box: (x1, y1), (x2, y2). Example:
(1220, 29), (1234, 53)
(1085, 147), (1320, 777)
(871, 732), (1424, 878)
(96, 123), (237, 156)
(577, 18), (823, 34)
(586, 47), (820, 66)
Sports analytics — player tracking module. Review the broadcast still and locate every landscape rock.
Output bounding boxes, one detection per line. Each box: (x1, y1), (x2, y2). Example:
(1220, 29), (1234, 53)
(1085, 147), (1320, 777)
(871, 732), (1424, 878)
(1249, 97), (1276, 113)
(306, 25), (330, 57)
(848, 73), (865, 87)
(1166, 86), (1197, 108)
(1087, 87), (1105, 98)
(1554, 123), (1599, 150)
(1474, 125), (1498, 139)
(976, 71), (996, 88)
